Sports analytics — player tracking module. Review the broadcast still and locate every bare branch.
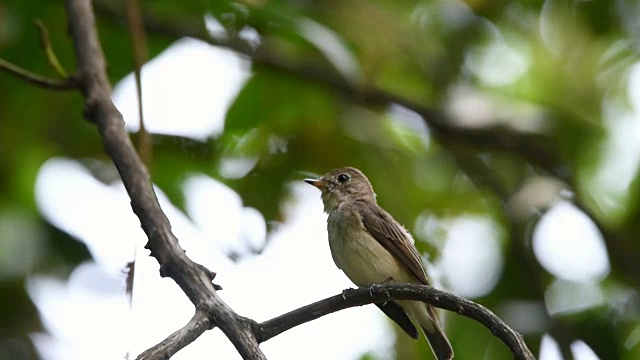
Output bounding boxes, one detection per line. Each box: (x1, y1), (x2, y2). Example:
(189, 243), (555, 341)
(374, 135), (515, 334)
(0, 57), (77, 90)
(64, 0), (265, 359)
(257, 283), (536, 360)
(136, 310), (211, 360)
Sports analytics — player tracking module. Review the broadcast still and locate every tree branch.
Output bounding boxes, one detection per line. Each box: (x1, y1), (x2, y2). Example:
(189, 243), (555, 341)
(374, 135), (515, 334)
(136, 310), (211, 360)
(256, 283), (536, 360)
(64, 0), (265, 359)
(133, 284), (537, 360)
(0, 57), (77, 90)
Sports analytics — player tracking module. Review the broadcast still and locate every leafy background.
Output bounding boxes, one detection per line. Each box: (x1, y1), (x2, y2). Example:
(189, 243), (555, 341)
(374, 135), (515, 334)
(1, 0), (640, 359)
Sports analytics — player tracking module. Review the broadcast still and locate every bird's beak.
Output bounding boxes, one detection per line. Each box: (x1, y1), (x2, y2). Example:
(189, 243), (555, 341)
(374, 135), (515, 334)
(305, 178), (326, 190)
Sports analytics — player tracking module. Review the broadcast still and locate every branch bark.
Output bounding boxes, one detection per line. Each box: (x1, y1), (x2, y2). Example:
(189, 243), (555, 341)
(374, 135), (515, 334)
(64, 0), (265, 359)
(135, 283), (537, 360)
(136, 310), (210, 360)
(257, 283), (536, 360)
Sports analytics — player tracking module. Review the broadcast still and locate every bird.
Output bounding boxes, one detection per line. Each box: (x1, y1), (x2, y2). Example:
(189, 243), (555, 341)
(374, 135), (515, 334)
(305, 166), (453, 360)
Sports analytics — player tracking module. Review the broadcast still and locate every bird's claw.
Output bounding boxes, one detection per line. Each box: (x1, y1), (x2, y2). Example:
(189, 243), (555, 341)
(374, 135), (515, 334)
(368, 277), (395, 298)
(368, 283), (377, 297)
(341, 288), (355, 301)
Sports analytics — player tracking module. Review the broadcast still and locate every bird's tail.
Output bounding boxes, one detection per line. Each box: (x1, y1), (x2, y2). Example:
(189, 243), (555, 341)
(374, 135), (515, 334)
(399, 300), (454, 359)
(422, 323), (454, 360)
(420, 304), (454, 360)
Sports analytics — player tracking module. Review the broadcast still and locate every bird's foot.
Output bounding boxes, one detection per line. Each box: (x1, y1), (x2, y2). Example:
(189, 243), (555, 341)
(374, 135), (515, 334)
(368, 283), (378, 297)
(379, 277), (395, 299)
(369, 278), (395, 298)
(341, 288), (356, 301)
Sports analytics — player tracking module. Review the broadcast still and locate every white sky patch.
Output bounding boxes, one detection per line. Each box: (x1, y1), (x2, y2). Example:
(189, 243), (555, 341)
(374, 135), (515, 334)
(241, 207), (268, 251)
(35, 158), (140, 275)
(112, 38), (251, 140)
(570, 340), (601, 360)
(218, 156), (258, 179)
(439, 216), (503, 298)
(540, 334), (562, 360)
(34, 158), (226, 276)
(182, 174), (266, 256)
(297, 18), (360, 82)
(533, 202), (610, 281)
(237, 26), (261, 48)
(587, 62), (640, 218)
(204, 13), (229, 41)
(464, 23), (529, 87)
(27, 262), (131, 360)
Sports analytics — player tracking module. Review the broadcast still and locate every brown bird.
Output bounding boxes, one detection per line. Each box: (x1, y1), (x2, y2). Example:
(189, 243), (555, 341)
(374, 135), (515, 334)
(306, 166), (453, 360)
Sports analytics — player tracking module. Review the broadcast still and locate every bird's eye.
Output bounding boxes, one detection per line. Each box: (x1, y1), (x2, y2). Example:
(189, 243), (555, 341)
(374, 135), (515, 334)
(337, 173), (350, 183)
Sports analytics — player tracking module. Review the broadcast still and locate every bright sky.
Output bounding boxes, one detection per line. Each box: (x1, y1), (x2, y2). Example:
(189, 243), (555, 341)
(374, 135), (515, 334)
(27, 12), (634, 359)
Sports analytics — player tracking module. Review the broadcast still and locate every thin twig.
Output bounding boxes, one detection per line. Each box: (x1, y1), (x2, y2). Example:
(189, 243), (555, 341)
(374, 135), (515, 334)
(136, 309), (211, 360)
(126, 0), (153, 167)
(0, 57), (77, 90)
(33, 19), (69, 78)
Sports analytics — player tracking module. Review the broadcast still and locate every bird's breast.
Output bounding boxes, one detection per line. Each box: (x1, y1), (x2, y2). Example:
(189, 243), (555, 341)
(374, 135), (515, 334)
(327, 208), (411, 287)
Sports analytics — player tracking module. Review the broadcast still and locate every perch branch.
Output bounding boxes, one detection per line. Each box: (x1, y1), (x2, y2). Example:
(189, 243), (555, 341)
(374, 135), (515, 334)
(257, 283), (536, 360)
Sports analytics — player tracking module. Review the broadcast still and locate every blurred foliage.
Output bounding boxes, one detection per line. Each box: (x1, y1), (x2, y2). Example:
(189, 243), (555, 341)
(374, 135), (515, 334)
(2, 0), (640, 359)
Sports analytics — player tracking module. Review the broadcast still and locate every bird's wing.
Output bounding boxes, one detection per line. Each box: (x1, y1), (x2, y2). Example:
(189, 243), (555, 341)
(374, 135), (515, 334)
(355, 200), (430, 285)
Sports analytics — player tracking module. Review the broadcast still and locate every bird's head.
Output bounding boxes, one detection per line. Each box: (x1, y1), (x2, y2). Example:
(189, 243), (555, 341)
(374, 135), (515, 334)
(305, 167), (376, 212)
